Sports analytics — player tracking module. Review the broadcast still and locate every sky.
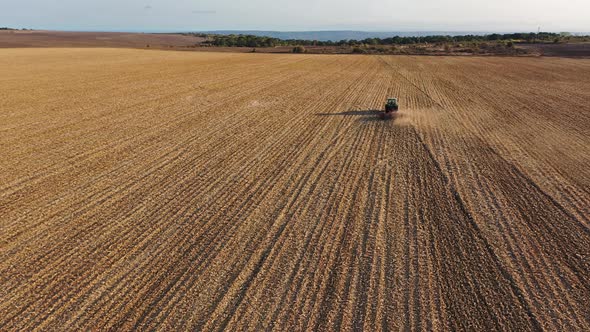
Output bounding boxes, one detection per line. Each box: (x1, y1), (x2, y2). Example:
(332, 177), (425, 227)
(2, 0), (589, 32)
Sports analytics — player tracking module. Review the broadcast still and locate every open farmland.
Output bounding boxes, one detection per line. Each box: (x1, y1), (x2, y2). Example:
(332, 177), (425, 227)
(0, 30), (205, 49)
(1, 48), (589, 330)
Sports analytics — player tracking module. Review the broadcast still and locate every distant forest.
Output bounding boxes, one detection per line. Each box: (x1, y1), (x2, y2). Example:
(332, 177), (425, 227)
(0, 27), (31, 31)
(189, 32), (588, 48)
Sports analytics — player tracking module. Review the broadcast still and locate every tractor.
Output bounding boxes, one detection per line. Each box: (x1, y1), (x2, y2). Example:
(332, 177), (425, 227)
(379, 98), (399, 119)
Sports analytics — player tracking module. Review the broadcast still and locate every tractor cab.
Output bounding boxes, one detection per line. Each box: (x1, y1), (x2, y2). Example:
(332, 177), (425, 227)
(379, 98), (399, 120)
(385, 98), (399, 113)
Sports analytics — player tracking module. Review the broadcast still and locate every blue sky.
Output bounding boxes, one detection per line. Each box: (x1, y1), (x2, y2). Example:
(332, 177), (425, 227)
(2, 0), (589, 32)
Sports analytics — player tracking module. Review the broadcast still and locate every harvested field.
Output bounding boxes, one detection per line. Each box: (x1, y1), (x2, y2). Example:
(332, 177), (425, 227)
(1, 48), (589, 330)
(0, 30), (204, 48)
(520, 43), (590, 57)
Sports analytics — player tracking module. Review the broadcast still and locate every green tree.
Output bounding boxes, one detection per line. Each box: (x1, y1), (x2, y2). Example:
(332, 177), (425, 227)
(292, 46), (306, 53)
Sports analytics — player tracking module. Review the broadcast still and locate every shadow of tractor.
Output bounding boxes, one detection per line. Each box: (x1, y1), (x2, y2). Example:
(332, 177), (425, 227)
(316, 109), (399, 122)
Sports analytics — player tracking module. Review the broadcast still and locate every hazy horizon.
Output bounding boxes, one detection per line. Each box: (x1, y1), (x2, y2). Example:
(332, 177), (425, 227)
(2, 0), (589, 33)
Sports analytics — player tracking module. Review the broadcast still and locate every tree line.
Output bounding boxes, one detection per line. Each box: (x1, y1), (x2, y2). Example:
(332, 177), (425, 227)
(193, 32), (586, 48)
(1, 27), (32, 31)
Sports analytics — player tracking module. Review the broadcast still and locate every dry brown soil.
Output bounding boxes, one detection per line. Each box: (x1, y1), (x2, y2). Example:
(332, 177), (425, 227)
(520, 43), (590, 57)
(1, 48), (589, 331)
(0, 30), (203, 48)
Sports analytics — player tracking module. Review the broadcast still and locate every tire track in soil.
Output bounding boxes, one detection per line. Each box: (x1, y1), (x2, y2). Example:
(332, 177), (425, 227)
(381, 54), (590, 330)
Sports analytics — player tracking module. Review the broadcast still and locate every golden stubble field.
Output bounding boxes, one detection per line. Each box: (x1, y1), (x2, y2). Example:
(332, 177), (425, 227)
(1, 48), (589, 330)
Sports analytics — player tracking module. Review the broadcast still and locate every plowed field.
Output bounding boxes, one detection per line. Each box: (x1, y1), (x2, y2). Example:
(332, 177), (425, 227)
(1, 48), (589, 330)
